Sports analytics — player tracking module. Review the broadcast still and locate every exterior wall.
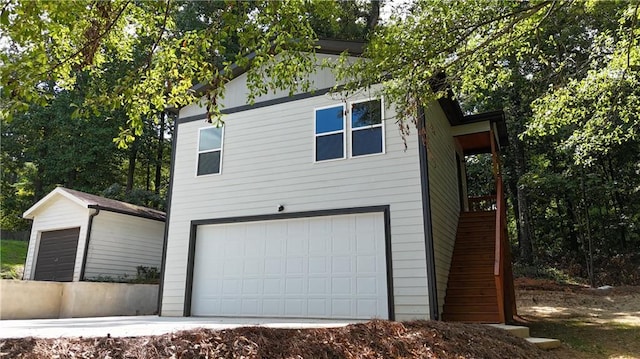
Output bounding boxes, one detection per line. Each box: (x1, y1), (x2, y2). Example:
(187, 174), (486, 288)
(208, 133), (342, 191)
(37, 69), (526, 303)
(163, 88), (430, 319)
(0, 280), (157, 319)
(180, 53), (347, 118)
(425, 104), (462, 315)
(23, 195), (90, 281)
(84, 211), (165, 280)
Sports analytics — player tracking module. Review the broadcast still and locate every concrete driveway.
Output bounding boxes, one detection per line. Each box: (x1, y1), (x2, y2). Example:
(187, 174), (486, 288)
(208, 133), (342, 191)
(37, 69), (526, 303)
(0, 316), (359, 339)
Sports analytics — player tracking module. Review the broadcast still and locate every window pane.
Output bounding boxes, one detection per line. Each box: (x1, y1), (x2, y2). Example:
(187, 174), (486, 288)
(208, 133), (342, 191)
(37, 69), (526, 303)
(316, 133), (344, 161)
(315, 106), (344, 134)
(197, 151), (221, 175)
(199, 127), (223, 151)
(352, 100), (382, 128)
(352, 127), (383, 156)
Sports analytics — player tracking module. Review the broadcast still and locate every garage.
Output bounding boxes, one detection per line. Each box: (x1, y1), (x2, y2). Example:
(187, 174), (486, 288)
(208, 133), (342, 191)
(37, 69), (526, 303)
(188, 211), (390, 319)
(33, 227), (80, 282)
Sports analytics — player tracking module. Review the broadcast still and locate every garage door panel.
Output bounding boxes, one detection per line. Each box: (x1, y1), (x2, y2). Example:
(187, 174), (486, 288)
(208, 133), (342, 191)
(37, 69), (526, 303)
(34, 227), (80, 282)
(191, 212), (388, 319)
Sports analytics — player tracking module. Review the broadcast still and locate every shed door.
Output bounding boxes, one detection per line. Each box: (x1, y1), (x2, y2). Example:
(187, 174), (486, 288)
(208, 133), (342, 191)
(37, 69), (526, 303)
(34, 227), (80, 282)
(191, 213), (389, 319)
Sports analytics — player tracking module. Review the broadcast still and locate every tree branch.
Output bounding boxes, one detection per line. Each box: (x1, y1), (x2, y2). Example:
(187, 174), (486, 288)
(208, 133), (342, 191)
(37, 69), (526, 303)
(444, 1), (555, 71)
(442, 1), (554, 57)
(143, 0), (171, 75)
(36, 1), (131, 78)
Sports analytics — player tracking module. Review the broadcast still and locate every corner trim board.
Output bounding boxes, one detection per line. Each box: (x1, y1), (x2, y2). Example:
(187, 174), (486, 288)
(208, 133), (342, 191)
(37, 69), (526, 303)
(183, 205), (395, 320)
(158, 119), (178, 315)
(418, 105), (440, 320)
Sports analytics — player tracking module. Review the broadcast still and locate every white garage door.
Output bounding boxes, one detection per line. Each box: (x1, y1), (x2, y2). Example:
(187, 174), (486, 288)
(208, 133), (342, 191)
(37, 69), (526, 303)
(191, 212), (389, 319)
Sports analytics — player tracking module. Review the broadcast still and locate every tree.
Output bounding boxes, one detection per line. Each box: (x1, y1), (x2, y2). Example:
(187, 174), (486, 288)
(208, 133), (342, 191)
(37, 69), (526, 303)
(2, 0), (638, 283)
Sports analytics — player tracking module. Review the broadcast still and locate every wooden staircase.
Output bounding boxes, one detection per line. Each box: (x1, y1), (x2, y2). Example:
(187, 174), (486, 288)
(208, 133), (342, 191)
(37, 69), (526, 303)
(442, 210), (502, 323)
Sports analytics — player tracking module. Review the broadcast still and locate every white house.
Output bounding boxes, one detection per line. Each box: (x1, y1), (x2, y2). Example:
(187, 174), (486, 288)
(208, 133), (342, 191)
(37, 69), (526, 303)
(23, 187), (166, 282)
(159, 40), (514, 323)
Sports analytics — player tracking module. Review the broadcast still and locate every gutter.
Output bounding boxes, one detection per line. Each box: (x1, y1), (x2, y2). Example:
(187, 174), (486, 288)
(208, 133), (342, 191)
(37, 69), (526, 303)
(79, 207), (100, 281)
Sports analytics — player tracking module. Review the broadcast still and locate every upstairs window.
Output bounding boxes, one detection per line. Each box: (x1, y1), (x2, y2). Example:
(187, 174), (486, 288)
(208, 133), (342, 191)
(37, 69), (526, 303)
(314, 105), (346, 161)
(314, 99), (384, 162)
(351, 99), (383, 157)
(197, 126), (223, 176)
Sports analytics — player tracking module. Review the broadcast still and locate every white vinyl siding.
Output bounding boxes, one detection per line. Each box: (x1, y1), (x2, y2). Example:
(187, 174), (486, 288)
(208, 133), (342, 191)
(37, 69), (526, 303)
(83, 211), (164, 279)
(425, 104), (461, 315)
(23, 196), (89, 282)
(165, 92), (429, 320)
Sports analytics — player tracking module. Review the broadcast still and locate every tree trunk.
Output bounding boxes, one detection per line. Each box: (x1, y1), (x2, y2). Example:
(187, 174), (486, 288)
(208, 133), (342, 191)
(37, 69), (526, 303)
(512, 134), (533, 264)
(367, 1), (381, 32)
(126, 139), (138, 192)
(155, 111), (165, 194)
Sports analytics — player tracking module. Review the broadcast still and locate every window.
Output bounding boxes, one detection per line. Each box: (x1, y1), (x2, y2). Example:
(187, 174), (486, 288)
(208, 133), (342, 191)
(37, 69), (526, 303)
(351, 99), (383, 157)
(314, 99), (383, 162)
(314, 105), (346, 161)
(197, 126), (223, 176)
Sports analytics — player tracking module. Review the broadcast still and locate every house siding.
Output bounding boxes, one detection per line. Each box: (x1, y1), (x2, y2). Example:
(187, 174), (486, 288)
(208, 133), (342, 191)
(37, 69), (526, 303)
(180, 53), (343, 118)
(425, 104), (461, 315)
(162, 91), (430, 319)
(23, 196), (90, 282)
(83, 211), (164, 280)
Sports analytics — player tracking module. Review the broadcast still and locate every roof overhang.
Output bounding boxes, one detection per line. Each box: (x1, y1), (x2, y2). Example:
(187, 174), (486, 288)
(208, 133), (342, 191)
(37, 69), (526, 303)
(452, 110), (509, 155)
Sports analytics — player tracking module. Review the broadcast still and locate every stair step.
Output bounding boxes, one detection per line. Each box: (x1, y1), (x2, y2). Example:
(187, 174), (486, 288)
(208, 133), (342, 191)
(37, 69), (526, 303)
(445, 288), (498, 298)
(486, 324), (530, 338)
(441, 312), (501, 323)
(443, 296), (498, 305)
(451, 252), (495, 260)
(443, 303), (499, 312)
(526, 337), (561, 350)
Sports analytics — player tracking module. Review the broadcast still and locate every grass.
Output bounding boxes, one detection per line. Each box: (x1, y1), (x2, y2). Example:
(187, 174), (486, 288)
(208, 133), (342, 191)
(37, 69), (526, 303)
(0, 239), (28, 279)
(528, 319), (640, 358)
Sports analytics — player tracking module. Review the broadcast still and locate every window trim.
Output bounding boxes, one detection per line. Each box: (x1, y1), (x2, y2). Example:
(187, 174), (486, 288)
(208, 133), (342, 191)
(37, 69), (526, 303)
(313, 98), (385, 163)
(349, 97), (386, 158)
(313, 103), (347, 163)
(196, 126), (224, 177)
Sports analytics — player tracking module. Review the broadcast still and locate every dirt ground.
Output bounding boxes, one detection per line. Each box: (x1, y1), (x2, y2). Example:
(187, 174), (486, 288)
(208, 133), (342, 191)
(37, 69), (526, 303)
(516, 278), (640, 358)
(1, 279), (638, 358)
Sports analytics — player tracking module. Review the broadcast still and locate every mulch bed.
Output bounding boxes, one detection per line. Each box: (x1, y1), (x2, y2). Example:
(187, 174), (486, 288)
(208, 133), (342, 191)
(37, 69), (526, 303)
(0, 319), (553, 358)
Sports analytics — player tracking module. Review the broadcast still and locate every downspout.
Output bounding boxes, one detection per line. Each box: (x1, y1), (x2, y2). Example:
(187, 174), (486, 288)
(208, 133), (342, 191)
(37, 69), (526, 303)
(79, 207), (100, 281)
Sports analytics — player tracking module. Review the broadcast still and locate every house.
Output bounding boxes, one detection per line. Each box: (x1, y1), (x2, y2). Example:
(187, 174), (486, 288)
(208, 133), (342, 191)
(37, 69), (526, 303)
(22, 187), (166, 282)
(159, 39), (515, 323)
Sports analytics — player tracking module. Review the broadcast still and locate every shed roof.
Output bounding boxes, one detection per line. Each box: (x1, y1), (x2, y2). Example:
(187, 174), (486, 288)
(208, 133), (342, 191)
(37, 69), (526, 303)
(23, 187), (166, 222)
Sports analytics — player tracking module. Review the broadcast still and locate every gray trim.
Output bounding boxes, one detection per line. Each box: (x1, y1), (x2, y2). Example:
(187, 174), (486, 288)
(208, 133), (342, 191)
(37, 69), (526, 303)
(184, 206), (395, 320)
(418, 106), (440, 320)
(80, 209), (100, 281)
(177, 87), (334, 125)
(158, 120), (178, 316)
(86, 205), (165, 222)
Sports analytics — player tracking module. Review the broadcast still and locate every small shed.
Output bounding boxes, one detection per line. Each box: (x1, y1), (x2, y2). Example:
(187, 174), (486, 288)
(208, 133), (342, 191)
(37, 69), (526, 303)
(22, 187), (166, 282)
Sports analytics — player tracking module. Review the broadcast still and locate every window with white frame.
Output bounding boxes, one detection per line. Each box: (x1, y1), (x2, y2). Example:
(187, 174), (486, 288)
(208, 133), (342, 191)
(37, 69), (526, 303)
(314, 99), (383, 162)
(314, 104), (346, 161)
(197, 126), (223, 176)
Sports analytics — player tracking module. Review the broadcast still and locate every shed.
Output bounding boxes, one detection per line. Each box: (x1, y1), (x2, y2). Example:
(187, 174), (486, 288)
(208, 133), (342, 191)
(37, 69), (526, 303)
(22, 187), (166, 282)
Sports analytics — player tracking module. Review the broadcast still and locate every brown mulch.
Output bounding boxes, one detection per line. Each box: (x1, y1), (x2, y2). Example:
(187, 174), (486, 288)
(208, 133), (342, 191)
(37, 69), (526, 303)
(0, 319), (553, 359)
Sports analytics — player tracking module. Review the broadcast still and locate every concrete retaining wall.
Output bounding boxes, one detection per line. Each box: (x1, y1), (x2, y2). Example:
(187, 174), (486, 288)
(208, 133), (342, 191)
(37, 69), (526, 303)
(0, 280), (158, 320)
